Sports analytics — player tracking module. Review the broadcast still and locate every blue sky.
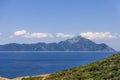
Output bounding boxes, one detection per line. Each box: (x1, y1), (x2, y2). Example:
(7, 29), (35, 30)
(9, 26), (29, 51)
(0, 0), (120, 50)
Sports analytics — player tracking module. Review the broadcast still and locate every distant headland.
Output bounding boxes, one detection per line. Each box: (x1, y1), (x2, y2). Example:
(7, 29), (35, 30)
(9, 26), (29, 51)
(0, 36), (114, 51)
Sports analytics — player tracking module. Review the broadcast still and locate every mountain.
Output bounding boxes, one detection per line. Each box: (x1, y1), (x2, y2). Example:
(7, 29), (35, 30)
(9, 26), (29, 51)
(22, 52), (120, 80)
(0, 36), (115, 51)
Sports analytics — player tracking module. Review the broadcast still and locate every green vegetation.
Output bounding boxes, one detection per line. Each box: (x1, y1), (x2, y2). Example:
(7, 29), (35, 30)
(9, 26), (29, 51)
(22, 76), (43, 80)
(22, 53), (120, 80)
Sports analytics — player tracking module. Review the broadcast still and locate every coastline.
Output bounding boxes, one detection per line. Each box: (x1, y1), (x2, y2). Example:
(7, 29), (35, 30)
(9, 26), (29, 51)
(0, 77), (9, 80)
(0, 74), (50, 80)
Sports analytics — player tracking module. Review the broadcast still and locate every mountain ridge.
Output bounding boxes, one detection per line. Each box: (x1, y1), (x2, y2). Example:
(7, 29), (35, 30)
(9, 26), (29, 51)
(0, 36), (115, 51)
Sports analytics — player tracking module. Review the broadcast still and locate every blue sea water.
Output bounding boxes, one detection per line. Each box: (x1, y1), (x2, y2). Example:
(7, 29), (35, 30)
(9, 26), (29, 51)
(0, 51), (116, 78)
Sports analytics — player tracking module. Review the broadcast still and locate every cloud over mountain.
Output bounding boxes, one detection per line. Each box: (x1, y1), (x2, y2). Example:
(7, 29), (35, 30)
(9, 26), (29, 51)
(23, 33), (53, 38)
(13, 30), (75, 39)
(13, 30), (53, 38)
(12, 30), (119, 40)
(14, 30), (27, 36)
(56, 33), (75, 38)
(80, 32), (115, 40)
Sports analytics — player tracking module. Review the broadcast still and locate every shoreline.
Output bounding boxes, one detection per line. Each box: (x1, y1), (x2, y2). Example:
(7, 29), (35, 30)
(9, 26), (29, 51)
(0, 77), (9, 80)
(0, 74), (50, 80)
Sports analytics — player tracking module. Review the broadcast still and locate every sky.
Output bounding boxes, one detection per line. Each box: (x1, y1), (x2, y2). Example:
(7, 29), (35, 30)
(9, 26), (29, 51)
(0, 0), (120, 50)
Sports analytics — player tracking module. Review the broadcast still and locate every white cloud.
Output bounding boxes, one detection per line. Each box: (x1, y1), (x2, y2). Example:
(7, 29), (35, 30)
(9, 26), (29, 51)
(56, 33), (75, 38)
(80, 32), (116, 40)
(12, 30), (120, 40)
(14, 30), (27, 36)
(23, 33), (53, 38)
(13, 30), (53, 38)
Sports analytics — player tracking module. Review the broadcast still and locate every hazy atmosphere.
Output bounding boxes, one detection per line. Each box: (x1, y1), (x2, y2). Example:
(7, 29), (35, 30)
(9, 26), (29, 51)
(0, 0), (120, 50)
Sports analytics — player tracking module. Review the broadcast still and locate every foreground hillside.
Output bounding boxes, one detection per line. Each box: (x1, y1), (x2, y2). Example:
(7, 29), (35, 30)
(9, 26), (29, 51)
(22, 53), (120, 80)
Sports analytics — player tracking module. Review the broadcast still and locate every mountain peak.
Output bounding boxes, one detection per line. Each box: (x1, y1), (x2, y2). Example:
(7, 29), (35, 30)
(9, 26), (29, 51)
(66, 36), (94, 44)
(67, 36), (82, 44)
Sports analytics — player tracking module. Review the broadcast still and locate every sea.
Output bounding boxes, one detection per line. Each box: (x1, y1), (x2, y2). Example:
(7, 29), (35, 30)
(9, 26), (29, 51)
(0, 51), (116, 78)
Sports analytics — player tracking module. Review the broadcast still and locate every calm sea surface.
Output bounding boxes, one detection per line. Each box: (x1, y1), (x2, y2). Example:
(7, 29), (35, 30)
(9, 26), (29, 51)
(0, 51), (116, 78)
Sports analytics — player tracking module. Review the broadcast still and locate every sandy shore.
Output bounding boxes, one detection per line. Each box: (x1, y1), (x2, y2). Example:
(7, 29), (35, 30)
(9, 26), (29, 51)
(13, 74), (50, 80)
(0, 77), (9, 80)
(0, 74), (50, 80)
(12, 76), (29, 80)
